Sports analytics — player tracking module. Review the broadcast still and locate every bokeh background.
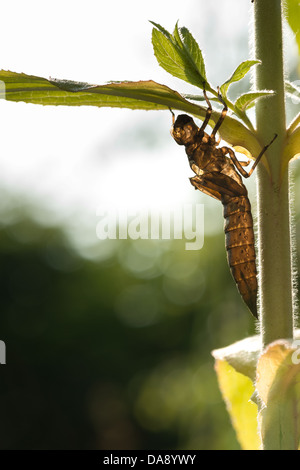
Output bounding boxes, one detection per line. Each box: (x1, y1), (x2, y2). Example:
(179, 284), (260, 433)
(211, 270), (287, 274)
(0, 0), (299, 450)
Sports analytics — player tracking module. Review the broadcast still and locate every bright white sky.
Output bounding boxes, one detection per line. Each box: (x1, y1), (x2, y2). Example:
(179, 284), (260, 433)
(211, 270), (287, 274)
(0, 1), (297, 251)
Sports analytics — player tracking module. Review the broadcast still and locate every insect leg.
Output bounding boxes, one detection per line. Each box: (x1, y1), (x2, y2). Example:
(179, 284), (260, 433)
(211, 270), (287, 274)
(224, 133), (278, 178)
(224, 148), (254, 178)
(169, 107), (175, 125)
(247, 133), (278, 176)
(211, 88), (228, 139)
(199, 83), (212, 133)
(239, 160), (252, 167)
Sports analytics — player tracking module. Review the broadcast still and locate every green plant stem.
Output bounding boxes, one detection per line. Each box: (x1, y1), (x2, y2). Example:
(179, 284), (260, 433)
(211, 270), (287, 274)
(254, 0), (294, 347)
(254, 0), (295, 450)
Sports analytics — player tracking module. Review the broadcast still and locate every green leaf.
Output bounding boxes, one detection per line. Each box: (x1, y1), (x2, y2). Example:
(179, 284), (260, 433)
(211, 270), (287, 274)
(0, 70), (265, 160)
(213, 331), (300, 450)
(285, 0), (300, 61)
(49, 78), (98, 93)
(149, 21), (172, 40)
(151, 23), (206, 88)
(287, 111), (300, 135)
(257, 340), (300, 450)
(285, 80), (300, 103)
(176, 25), (207, 82)
(234, 90), (275, 112)
(214, 359), (260, 450)
(0, 70), (203, 112)
(212, 335), (260, 382)
(286, 82), (300, 136)
(220, 60), (261, 98)
(151, 28), (191, 84)
(172, 21), (183, 47)
(183, 93), (221, 104)
(212, 336), (261, 451)
(283, 122), (300, 171)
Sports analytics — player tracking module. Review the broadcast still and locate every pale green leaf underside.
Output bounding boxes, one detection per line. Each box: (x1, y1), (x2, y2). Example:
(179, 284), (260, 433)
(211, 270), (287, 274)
(0, 70), (267, 162)
(0, 70), (201, 112)
(285, 80), (300, 102)
(234, 90), (275, 112)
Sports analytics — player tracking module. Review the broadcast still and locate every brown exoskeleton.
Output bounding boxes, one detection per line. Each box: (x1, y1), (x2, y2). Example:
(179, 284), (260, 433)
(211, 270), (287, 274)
(171, 88), (276, 318)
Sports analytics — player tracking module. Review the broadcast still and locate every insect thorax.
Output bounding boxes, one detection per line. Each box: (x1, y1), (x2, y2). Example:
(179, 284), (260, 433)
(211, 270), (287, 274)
(186, 137), (224, 173)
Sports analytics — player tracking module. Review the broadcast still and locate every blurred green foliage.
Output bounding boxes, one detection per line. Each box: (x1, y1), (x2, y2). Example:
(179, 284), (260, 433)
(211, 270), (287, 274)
(0, 190), (259, 450)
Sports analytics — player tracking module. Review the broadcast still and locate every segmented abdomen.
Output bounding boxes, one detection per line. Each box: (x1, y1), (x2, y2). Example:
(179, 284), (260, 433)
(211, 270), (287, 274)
(221, 194), (258, 318)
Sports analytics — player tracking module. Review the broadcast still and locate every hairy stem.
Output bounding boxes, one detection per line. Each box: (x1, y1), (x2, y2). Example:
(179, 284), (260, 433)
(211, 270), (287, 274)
(254, 0), (296, 450)
(254, 0), (294, 347)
